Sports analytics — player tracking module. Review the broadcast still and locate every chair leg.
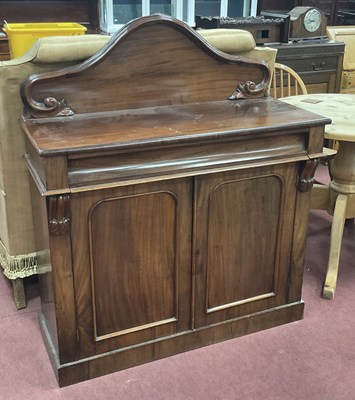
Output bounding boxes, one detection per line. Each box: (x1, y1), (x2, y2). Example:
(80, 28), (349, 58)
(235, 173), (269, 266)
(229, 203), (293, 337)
(12, 278), (27, 309)
(323, 194), (348, 300)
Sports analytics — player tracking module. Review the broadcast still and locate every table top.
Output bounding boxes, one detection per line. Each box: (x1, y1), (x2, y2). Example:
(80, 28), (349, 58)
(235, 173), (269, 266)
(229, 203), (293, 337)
(281, 94), (355, 142)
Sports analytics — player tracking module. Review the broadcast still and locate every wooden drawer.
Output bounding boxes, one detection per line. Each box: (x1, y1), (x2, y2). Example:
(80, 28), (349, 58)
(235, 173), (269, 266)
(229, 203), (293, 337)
(341, 70), (355, 93)
(284, 56), (339, 74)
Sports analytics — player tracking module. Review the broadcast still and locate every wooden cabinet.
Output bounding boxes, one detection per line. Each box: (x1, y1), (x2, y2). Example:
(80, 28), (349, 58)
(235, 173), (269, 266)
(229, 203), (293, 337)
(0, 36), (9, 61)
(21, 15), (329, 386)
(268, 39), (345, 93)
(69, 163), (299, 358)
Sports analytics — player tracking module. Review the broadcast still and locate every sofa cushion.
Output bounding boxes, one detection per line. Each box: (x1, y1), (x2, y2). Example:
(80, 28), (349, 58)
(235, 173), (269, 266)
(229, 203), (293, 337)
(3, 34), (111, 65)
(197, 28), (256, 54)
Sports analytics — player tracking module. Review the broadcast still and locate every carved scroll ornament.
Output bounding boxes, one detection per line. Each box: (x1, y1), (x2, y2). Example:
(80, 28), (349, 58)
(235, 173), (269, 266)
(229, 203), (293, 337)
(229, 80), (267, 100)
(298, 159), (319, 192)
(48, 195), (71, 235)
(20, 92), (75, 118)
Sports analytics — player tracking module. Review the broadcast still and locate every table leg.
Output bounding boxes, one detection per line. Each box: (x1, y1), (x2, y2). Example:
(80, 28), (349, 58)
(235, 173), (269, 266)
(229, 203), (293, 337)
(323, 194), (348, 300)
(322, 141), (355, 299)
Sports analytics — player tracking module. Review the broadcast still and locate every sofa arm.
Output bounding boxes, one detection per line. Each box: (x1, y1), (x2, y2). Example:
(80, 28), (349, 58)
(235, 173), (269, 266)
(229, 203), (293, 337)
(2, 34), (111, 66)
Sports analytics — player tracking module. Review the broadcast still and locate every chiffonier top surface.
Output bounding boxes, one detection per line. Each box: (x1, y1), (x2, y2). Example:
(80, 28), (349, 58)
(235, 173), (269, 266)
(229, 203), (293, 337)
(20, 14), (330, 158)
(22, 98), (330, 157)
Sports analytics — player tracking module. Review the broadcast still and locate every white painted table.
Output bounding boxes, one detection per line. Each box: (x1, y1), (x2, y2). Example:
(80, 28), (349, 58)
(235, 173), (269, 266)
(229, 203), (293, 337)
(282, 94), (355, 299)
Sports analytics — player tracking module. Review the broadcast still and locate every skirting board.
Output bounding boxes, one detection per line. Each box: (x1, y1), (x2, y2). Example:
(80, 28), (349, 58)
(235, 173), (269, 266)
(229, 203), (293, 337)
(39, 301), (304, 387)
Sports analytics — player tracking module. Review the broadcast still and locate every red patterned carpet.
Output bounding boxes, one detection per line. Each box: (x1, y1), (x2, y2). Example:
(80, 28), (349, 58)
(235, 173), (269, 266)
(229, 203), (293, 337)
(0, 166), (354, 399)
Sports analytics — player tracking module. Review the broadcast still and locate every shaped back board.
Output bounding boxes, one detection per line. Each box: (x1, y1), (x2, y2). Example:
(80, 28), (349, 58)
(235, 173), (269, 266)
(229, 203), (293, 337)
(21, 14), (271, 118)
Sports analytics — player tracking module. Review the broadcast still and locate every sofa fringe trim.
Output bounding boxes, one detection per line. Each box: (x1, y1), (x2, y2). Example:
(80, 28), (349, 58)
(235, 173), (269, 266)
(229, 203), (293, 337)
(0, 240), (38, 279)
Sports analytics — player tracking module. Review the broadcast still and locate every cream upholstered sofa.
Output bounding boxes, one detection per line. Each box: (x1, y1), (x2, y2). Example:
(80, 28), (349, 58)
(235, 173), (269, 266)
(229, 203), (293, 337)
(0, 34), (111, 308)
(0, 29), (276, 309)
(197, 28), (277, 70)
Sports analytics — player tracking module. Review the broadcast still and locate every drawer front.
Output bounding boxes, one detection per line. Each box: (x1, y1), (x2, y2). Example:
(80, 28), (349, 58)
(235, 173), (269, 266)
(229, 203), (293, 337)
(68, 132), (310, 190)
(0, 39), (9, 60)
(342, 71), (355, 90)
(307, 82), (333, 94)
(278, 56), (339, 74)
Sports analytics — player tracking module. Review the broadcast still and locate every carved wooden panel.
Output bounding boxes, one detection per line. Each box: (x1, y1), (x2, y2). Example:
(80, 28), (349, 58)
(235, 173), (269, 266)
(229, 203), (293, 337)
(90, 192), (178, 340)
(194, 163), (298, 327)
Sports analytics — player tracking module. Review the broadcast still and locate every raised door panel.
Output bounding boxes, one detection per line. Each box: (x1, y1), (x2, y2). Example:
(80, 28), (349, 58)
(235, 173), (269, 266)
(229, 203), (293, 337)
(193, 163), (298, 328)
(70, 178), (192, 358)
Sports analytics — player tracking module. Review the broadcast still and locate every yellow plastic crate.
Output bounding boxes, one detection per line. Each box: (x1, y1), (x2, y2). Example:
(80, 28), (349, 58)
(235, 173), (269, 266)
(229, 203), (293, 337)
(3, 22), (87, 59)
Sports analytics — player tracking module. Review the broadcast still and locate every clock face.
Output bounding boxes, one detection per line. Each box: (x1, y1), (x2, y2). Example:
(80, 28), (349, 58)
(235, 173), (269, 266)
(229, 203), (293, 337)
(303, 8), (322, 33)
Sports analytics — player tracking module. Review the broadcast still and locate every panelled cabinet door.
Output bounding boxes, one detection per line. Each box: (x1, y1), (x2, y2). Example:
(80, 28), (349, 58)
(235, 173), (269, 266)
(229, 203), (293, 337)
(70, 178), (192, 358)
(193, 163), (298, 328)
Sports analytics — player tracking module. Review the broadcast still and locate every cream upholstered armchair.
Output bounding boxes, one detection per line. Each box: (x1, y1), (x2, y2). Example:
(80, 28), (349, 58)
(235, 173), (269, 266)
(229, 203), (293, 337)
(0, 29), (276, 309)
(0, 35), (110, 308)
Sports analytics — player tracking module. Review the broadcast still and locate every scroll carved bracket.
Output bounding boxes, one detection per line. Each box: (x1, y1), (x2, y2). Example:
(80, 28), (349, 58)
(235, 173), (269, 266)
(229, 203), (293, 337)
(43, 97), (75, 117)
(47, 194), (71, 235)
(298, 159), (319, 192)
(229, 80), (267, 100)
(21, 91), (75, 118)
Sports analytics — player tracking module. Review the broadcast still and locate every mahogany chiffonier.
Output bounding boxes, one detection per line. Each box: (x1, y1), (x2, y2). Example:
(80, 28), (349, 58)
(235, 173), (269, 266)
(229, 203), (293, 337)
(20, 15), (330, 386)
